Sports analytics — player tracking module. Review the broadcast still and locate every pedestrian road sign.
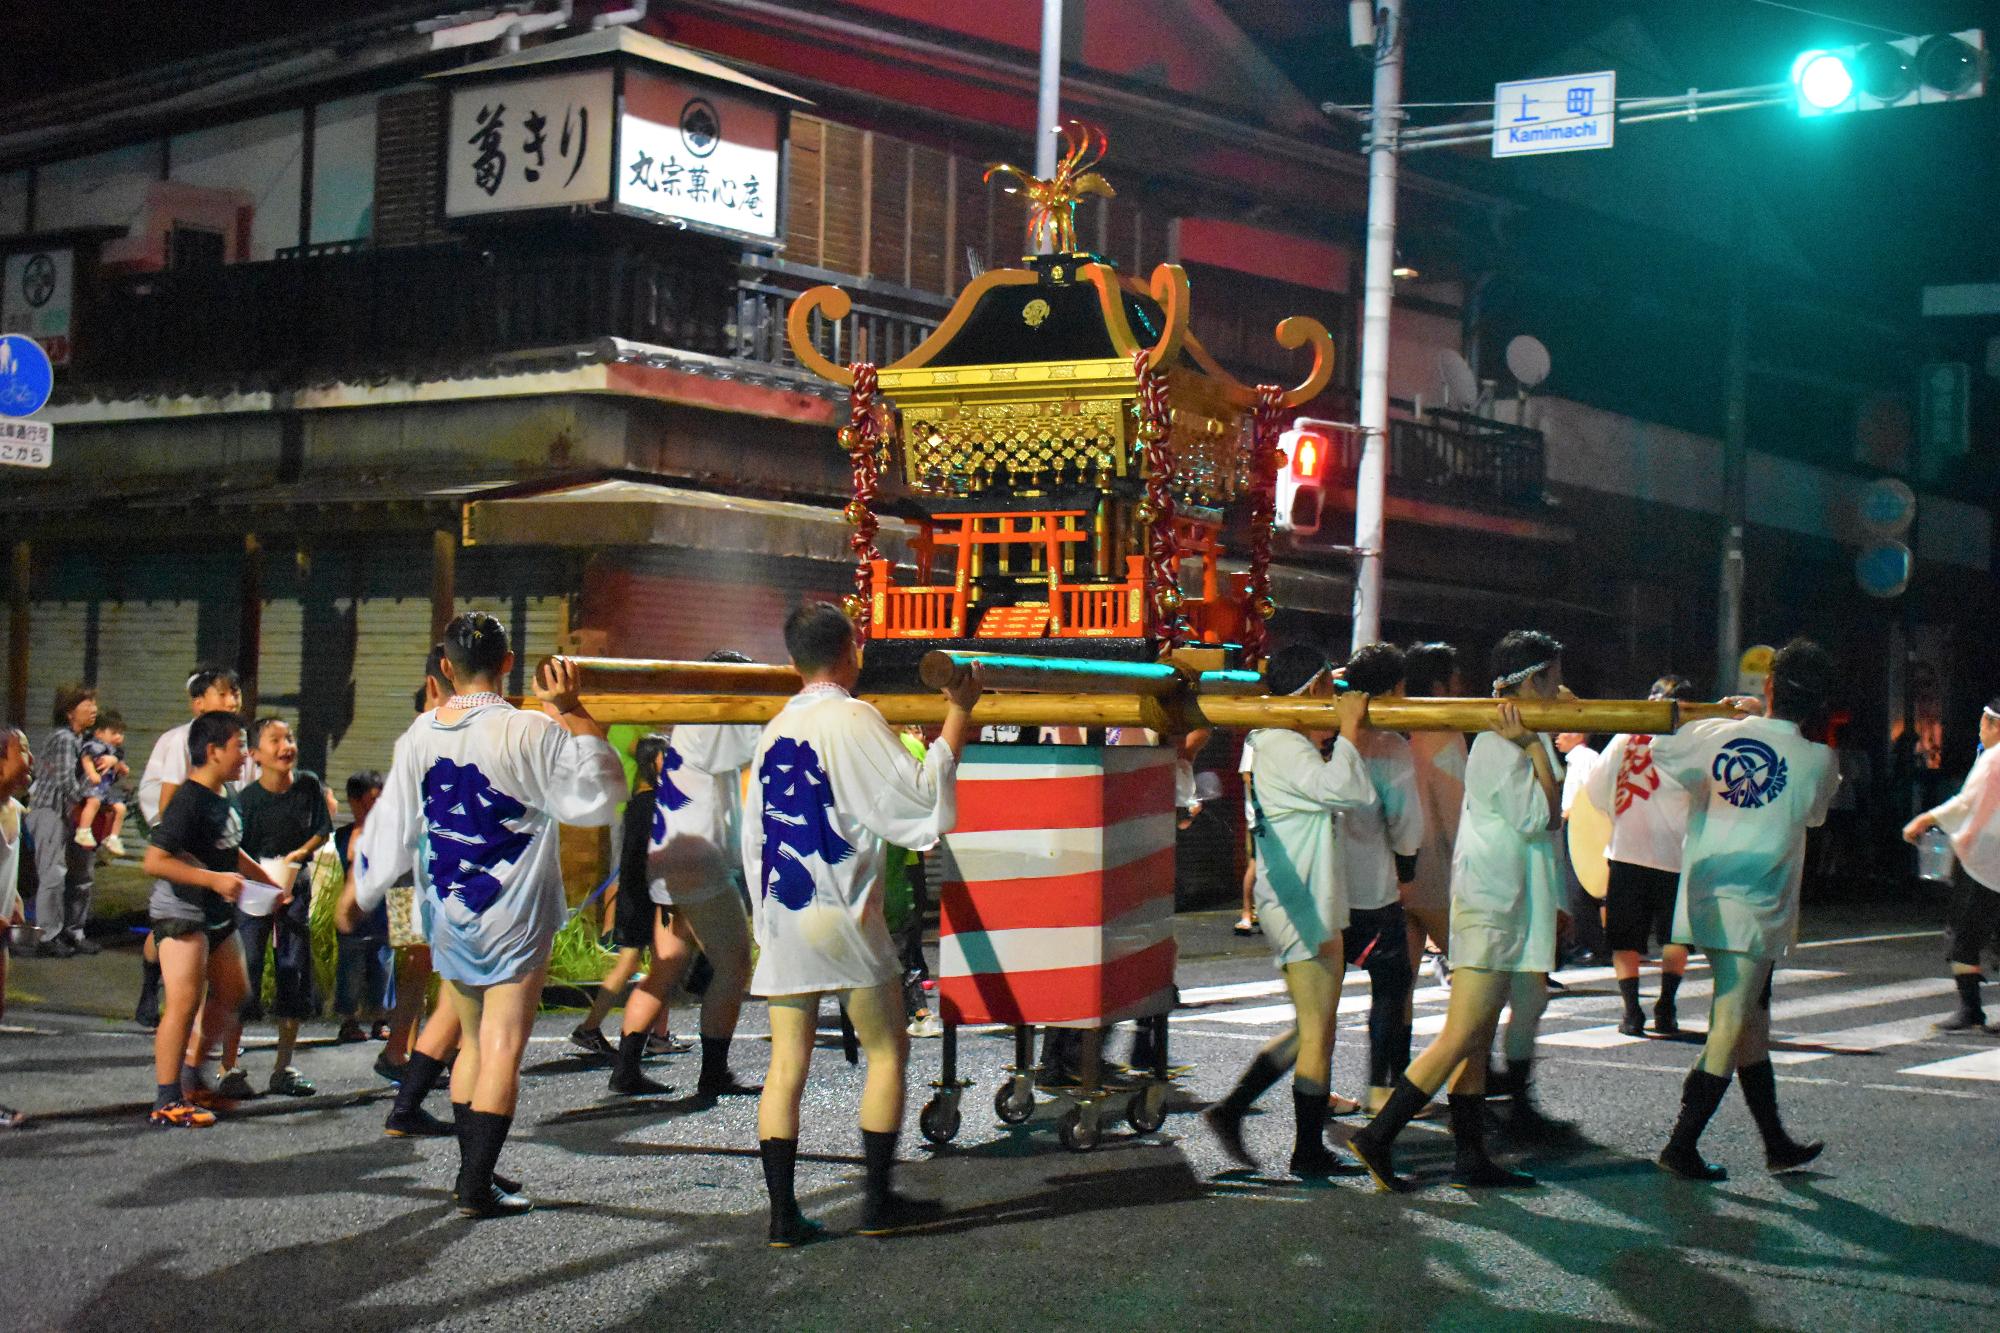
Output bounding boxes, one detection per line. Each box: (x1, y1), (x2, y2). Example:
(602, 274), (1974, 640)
(0, 333), (53, 417)
(0, 417), (51, 469)
(1493, 70), (1616, 158)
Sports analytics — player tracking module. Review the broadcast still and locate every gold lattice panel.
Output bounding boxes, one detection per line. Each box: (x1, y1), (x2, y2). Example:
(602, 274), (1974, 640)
(903, 398), (1129, 493)
(1164, 404), (1252, 507)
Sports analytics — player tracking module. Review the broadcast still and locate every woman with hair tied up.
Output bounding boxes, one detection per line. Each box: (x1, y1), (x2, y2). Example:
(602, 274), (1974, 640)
(1348, 629), (1570, 1193)
(1904, 696), (2000, 1034)
(355, 612), (626, 1218)
(1649, 637), (1840, 1181)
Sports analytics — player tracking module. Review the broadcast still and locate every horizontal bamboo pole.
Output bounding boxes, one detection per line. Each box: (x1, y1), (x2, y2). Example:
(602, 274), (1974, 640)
(576, 691), (1746, 734)
(919, 650), (1186, 696)
(561, 656), (803, 696)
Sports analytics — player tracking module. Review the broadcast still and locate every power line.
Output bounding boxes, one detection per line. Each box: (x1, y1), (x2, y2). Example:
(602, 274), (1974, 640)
(1745, 0), (1916, 39)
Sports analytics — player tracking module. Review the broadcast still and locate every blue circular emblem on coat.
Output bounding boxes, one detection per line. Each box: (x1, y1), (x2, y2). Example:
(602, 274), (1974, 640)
(1713, 737), (1788, 809)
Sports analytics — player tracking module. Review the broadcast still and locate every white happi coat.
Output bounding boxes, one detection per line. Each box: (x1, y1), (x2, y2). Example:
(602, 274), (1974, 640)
(1338, 729), (1425, 914)
(1404, 730), (1466, 916)
(1247, 729), (1376, 970)
(743, 686), (957, 996)
(1585, 733), (1692, 873)
(1652, 715), (1839, 960)
(139, 720), (258, 824)
(649, 723), (760, 906)
(1450, 732), (1563, 972)
(1925, 747), (2000, 894)
(355, 704), (625, 986)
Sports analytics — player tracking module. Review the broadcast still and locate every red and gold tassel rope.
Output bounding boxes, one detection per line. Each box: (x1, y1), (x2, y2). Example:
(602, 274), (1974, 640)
(840, 362), (885, 638)
(1244, 385), (1284, 665)
(1131, 349), (1185, 647)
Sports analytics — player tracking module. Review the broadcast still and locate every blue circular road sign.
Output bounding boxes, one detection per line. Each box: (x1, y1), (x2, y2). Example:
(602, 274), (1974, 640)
(0, 334), (53, 418)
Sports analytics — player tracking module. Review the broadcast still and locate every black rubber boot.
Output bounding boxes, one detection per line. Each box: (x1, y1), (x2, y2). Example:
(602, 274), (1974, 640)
(1936, 974), (1986, 1031)
(1504, 1058), (1576, 1143)
(1658, 1067), (1732, 1181)
(1737, 1059), (1823, 1172)
(1618, 977), (1645, 1037)
(608, 1031), (672, 1095)
(1203, 1040), (1294, 1171)
(450, 1102), (520, 1195)
(1348, 1075), (1430, 1193)
(697, 1035), (760, 1096)
(1449, 1093), (1537, 1189)
(383, 1051), (453, 1137)
(857, 1128), (943, 1235)
(760, 1137), (824, 1247)
(1288, 1080), (1364, 1179)
(454, 1110), (530, 1218)
(1654, 972), (1683, 1035)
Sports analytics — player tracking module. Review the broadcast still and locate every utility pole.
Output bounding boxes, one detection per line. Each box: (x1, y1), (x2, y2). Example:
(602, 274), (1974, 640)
(1716, 233), (1749, 695)
(1034, 0), (1063, 249)
(1351, 0), (1404, 650)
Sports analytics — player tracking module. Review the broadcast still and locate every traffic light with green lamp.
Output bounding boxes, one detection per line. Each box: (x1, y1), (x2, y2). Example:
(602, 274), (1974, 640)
(1793, 29), (1986, 115)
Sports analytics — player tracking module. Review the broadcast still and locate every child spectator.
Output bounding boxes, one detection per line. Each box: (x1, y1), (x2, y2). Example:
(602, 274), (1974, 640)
(333, 771), (393, 1044)
(74, 710), (131, 857)
(236, 717), (332, 1096)
(143, 711), (282, 1128)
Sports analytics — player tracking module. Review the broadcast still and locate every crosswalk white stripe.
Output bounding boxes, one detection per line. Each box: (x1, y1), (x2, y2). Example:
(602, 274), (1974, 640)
(1770, 976), (1954, 1021)
(1897, 1048), (2000, 1081)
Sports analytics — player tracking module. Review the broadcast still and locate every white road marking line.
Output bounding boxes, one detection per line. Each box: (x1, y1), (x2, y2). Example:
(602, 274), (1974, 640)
(1177, 1003), (1296, 1026)
(1780, 1015), (1943, 1055)
(1411, 1013), (1448, 1036)
(1537, 1026), (1646, 1049)
(1177, 980), (1288, 1005)
(1793, 929), (1944, 949)
(1766, 1050), (1830, 1065)
(1897, 1048), (2000, 1082)
(1770, 977), (1955, 1022)
(1543, 1056), (1993, 1098)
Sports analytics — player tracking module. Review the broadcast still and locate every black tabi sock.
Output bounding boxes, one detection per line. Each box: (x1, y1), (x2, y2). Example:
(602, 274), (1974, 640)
(454, 1109), (512, 1200)
(614, 1030), (648, 1082)
(154, 1081), (181, 1110)
(1448, 1093), (1493, 1172)
(1736, 1059), (1794, 1150)
(1666, 1067), (1732, 1156)
(861, 1128), (899, 1207)
(700, 1035), (731, 1085)
(1222, 1043), (1294, 1114)
(1358, 1074), (1431, 1148)
(391, 1051), (448, 1118)
(1619, 976), (1643, 1019)
(760, 1137), (800, 1219)
(1291, 1079), (1329, 1158)
(1954, 973), (1984, 1018)
(1658, 972), (1682, 1006)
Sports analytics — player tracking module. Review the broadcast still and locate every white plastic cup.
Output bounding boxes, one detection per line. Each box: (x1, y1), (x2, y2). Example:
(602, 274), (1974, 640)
(237, 881), (283, 918)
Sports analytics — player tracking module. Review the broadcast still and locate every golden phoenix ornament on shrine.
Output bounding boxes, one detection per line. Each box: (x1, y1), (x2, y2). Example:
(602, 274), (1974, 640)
(983, 119), (1117, 255)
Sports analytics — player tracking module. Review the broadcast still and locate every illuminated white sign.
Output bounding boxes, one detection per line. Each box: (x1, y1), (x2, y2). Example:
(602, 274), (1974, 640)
(445, 68), (614, 217)
(615, 89), (778, 238)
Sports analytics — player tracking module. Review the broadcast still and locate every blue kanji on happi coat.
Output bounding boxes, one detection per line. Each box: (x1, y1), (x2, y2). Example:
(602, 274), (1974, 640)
(758, 737), (852, 910)
(422, 759), (534, 914)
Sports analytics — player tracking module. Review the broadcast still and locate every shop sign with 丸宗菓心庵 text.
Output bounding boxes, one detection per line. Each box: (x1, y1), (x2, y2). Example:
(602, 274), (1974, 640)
(614, 82), (778, 239)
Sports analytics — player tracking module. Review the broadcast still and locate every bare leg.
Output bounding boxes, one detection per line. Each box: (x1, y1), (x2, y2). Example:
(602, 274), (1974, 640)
(385, 947), (431, 1064)
(845, 980), (909, 1134)
(583, 947), (644, 1032)
(1284, 946), (1343, 1089)
(759, 993), (820, 1140)
(108, 803), (127, 838)
(679, 892), (751, 1040)
(199, 937), (249, 1077)
(464, 970), (545, 1116)
(154, 934), (208, 1088)
(273, 1018), (299, 1073)
(621, 915), (692, 1038)
(1403, 966), (1514, 1094)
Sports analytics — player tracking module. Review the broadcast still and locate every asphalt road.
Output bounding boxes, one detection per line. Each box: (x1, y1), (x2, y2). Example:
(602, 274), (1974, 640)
(3, 908), (1996, 1332)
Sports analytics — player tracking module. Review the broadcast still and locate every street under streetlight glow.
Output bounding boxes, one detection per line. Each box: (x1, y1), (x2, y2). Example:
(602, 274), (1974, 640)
(1793, 49), (1856, 110)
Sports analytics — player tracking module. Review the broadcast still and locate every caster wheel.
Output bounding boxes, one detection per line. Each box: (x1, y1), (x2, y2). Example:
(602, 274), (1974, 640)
(919, 1095), (961, 1145)
(1057, 1105), (1100, 1153)
(1127, 1086), (1167, 1135)
(994, 1081), (1034, 1125)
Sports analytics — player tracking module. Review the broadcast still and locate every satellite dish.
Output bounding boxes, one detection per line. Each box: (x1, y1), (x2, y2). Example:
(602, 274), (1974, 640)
(1436, 350), (1478, 410)
(1505, 335), (1551, 388)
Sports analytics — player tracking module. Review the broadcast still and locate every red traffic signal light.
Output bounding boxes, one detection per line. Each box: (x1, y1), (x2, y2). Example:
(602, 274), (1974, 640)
(1276, 420), (1350, 538)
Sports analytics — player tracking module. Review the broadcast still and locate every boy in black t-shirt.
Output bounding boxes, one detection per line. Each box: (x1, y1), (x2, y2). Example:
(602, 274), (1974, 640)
(237, 718), (333, 1096)
(142, 712), (284, 1127)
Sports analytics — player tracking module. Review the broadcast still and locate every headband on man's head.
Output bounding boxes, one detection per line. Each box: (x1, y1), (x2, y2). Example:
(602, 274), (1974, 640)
(1984, 704), (2000, 724)
(1492, 660), (1555, 695)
